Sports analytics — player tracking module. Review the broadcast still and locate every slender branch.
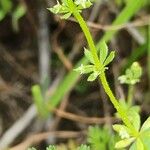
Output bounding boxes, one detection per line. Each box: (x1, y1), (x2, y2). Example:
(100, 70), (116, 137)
(73, 11), (138, 136)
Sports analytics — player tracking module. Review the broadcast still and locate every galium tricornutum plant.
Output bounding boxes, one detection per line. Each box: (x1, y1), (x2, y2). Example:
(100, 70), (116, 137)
(48, 0), (150, 149)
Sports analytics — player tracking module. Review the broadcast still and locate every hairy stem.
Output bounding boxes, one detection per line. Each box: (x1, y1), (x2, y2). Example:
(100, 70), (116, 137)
(73, 11), (100, 68)
(73, 11), (138, 136)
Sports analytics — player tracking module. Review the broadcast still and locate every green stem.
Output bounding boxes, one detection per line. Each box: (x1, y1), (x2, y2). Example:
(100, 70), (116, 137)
(73, 11), (100, 68)
(127, 85), (134, 107)
(73, 11), (138, 136)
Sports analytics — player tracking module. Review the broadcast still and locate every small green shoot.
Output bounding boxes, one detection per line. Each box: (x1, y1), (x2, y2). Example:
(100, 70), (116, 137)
(118, 62), (142, 85)
(12, 3), (26, 31)
(0, 0), (26, 31)
(74, 42), (115, 81)
(118, 62), (142, 107)
(31, 85), (49, 118)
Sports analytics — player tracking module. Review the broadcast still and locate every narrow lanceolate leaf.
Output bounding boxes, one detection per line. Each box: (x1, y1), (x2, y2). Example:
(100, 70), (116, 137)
(87, 71), (99, 82)
(141, 117), (150, 132)
(103, 51), (115, 66)
(84, 48), (94, 64)
(113, 124), (130, 139)
(115, 138), (135, 149)
(61, 12), (71, 19)
(99, 41), (108, 64)
(74, 64), (94, 74)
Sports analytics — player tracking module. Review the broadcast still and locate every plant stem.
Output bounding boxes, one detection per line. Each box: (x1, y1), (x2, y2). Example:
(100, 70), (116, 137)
(73, 11), (138, 136)
(127, 85), (134, 107)
(72, 11), (100, 68)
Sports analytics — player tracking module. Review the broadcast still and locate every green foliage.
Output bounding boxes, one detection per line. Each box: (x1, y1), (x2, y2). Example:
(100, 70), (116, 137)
(116, 100), (140, 119)
(74, 42), (115, 82)
(48, 0), (92, 19)
(12, 4), (26, 31)
(28, 145), (90, 150)
(87, 126), (118, 150)
(113, 117), (150, 149)
(0, 0), (26, 31)
(78, 145), (90, 150)
(118, 62), (142, 85)
(28, 146), (56, 150)
(0, 0), (12, 21)
(46, 145), (56, 150)
(31, 85), (49, 118)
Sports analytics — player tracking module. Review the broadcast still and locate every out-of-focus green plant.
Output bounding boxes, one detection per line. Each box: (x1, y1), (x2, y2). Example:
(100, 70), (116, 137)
(78, 145), (90, 150)
(0, 0), (12, 21)
(0, 0), (26, 31)
(12, 4), (26, 31)
(118, 62), (142, 108)
(87, 126), (121, 150)
(28, 145), (90, 150)
(32, 85), (49, 118)
(28, 145), (57, 150)
(118, 62), (142, 85)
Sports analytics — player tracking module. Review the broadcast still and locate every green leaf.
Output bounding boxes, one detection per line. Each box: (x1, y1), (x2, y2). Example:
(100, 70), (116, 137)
(74, 64), (94, 74)
(62, 0), (68, 5)
(99, 41), (108, 64)
(84, 48), (94, 64)
(1, 0), (12, 12)
(75, 0), (92, 8)
(31, 85), (49, 117)
(131, 62), (142, 79)
(140, 131), (150, 150)
(49, 2), (62, 14)
(0, 0), (12, 21)
(87, 71), (99, 82)
(136, 138), (144, 150)
(129, 142), (136, 150)
(141, 117), (150, 132)
(61, 12), (71, 19)
(46, 145), (56, 150)
(118, 62), (142, 85)
(115, 138), (135, 149)
(113, 124), (130, 139)
(127, 110), (141, 131)
(87, 126), (111, 150)
(103, 51), (115, 66)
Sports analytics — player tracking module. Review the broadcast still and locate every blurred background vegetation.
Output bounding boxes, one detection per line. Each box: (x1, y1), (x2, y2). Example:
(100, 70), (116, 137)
(0, 0), (149, 149)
